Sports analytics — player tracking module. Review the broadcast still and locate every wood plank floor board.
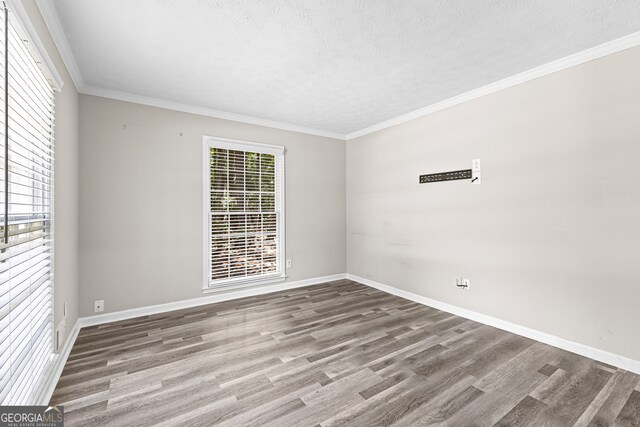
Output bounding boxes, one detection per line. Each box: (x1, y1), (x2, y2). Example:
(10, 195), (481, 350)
(493, 395), (549, 427)
(575, 370), (638, 426)
(614, 390), (640, 427)
(542, 365), (614, 425)
(391, 380), (484, 426)
(51, 280), (640, 426)
(322, 374), (426, 426)
(530, 367), (573, 403)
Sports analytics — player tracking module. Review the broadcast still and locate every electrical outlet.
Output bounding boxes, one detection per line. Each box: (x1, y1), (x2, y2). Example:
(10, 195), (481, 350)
(94, 300), (104, 313)
(286, 259), (292, 269)
(463, 279), (471, 290)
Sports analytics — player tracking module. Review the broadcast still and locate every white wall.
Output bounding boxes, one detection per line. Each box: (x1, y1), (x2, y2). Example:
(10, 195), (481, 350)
(23, 0), (79, 348)
(78, 95), (346, 316)
(347, 46), (640, 361)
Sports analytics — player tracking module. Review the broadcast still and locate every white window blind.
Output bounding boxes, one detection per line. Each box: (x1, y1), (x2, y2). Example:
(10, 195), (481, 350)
(0, 4), (55, 406)
(203, 137), (285, 289)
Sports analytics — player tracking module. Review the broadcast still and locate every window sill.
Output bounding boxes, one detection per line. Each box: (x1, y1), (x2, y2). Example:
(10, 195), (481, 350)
(202, 275), (287, 294)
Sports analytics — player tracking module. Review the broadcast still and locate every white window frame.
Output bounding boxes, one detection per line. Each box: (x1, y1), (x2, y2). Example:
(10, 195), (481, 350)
(202, 136), (286, 292)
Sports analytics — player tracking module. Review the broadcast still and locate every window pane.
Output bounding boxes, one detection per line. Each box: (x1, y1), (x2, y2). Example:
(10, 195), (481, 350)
(229, 214), (246, 235)
(210, 238), (230, 280)
(245, 173), (260, 192)
(207, 143), (282, 286)
(228, 193), (245, 212)
(228, 169), (244, 192)
(210, 148), (228, 169)
(210, 191), (226, 212)
(245, 152), (259, 174)
(210, 168), (227, 191)
(262, 234), (277, 273)
(211, 214), (228, 235)
(261, 193), (275, 212)
(260, 153), (275, 192)
(229, 236), (247, 278)
(246, 193), (260, 212)
(263, 214), (277, 233)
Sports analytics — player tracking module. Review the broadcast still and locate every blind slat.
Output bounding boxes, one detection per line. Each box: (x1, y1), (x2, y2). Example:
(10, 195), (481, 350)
(207, 144), (283, 286)
(0, 5), (55, 406)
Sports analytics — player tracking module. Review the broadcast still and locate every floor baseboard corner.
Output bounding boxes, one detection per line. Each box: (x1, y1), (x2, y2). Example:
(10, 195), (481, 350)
(346, 273), (640, 375)
(38, 273), (348, 403)
(79, 273), (348, 328)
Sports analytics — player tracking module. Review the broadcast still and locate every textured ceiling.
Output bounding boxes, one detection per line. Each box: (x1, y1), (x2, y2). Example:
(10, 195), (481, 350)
(50, 0), (640, 136)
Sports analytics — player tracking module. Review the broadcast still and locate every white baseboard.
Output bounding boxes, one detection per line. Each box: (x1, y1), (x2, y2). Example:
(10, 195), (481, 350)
(79, 273), (348, 328)
(348, 274), (640, 375)
(36, 319), (81, 405)
(38, 273), (347, 404)
(41, 272), (639, 407)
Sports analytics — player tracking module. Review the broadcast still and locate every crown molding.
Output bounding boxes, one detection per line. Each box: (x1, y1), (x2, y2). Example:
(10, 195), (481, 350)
(34, 0), (345, 139)
(346, 31), (640, 140)
(6, 0), (64, 90)
(34, 0), (344, 139)
(81, 85), (346, 140)
(35, 0), (85, 91)
(32, 1), (640, 142)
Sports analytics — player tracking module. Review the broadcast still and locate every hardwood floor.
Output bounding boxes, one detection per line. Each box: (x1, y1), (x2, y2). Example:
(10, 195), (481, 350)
(51, 280), (640, 426)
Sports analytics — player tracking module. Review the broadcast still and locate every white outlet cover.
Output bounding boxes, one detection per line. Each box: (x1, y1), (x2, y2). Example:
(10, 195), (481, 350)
(94, 300), (104, 312)
(472, 159), (481, 171)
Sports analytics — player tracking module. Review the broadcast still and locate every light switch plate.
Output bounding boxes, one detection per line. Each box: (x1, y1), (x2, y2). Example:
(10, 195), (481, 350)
(472, 170), (481, 185)
(471, 159), (481, 185)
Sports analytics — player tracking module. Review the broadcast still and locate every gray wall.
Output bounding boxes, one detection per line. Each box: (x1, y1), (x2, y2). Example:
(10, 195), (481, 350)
(78, 95), (346, 316)
(24, 0), (79, 348)
(347, 46), (640, 361)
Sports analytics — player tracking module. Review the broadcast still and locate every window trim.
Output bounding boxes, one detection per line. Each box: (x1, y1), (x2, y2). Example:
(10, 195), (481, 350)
(202, 136), (286, 292)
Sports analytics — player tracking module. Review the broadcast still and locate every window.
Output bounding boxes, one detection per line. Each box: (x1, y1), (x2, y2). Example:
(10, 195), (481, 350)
(203, 137), (285, 290)
(0, 5), (56, 405)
